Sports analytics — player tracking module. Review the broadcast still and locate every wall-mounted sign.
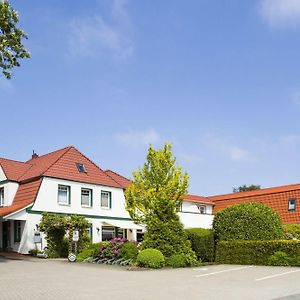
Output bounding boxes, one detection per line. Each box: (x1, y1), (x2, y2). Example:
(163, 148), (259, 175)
(72, 230), (79, 242)
(34, 231), (42, 243)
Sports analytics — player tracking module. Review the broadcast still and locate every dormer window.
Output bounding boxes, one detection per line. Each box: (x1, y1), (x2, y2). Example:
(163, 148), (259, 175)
(288, 199), (296, 211)
(0, 187), (4, 206)
(76, 163), (86, 173)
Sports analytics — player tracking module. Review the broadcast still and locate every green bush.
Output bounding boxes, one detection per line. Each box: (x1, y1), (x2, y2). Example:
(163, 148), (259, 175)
(136, 248), (165, 269)
(213, 202), (284, 242)
(268, 251), (291, 266)
(185, 228), (214, 262)
(283, 224), (300, 240)
(77, 243), (101, 262)
(119, 242), (139, 261)
(215, 240), (300, 265)
(166, 254), (187, 268)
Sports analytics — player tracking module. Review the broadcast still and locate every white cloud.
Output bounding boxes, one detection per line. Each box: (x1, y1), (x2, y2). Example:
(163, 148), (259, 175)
(202, 134), (257, 163)
(116, 129), (161, 149)
(68, 0), (134, 60)
(259, 0), (300, 29)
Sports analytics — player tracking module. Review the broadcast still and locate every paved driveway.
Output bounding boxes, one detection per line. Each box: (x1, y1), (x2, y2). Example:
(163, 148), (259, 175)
(1, 257), (300, 300)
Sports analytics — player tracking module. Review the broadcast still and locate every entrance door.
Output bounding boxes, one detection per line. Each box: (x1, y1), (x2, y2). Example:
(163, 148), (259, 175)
(2, 221), (11, 250)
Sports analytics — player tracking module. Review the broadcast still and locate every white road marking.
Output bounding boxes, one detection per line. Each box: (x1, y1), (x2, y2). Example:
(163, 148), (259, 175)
(255, 269), (300, 281)
(195, 266), (253, 277)
(193, 268), (208, 271)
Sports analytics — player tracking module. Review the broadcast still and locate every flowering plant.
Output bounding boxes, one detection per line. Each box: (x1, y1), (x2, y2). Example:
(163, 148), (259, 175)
(98, 237), (128, 259)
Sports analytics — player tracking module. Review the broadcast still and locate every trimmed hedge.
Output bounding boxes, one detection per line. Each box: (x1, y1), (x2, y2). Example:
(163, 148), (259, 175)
(185, 228), (214, 262)
(215, 240), (300, 265)
(119, 242), (139, 261)
(77, 243), (101, 262)
(283, 224), (300, 240)
(137, 248), (165, 269)
(213, 202), (284, 241)
(166, 254), (187, 268)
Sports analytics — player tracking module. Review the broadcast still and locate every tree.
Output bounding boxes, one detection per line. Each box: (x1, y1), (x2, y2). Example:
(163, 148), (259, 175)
(125, 144), (197, 264)
(233, 184), (261, 193)
(0, 1), (30, 79)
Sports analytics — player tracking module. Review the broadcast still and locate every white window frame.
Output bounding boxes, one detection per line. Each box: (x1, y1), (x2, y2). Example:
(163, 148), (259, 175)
(58, 185), (70, 205)
(0, 187), (4, 206)
(81, 188), (92, 207)
(101, 191), (111, 209)
(197, 205), (206, 214)
(288, 199), (296, 211)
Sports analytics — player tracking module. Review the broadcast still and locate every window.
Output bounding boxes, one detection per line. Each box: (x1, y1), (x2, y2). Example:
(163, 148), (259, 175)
(14, 220), (21, 242)
(86, 226), (93, 241)
(81, 188), (92, 207)
(101, 191), (111, 209)
(137, 229), (144, 243)
(197, 205), (206, 214)
(102, 226), (115, 241)
(76, 163), (86, 173)
(0, 187), (4, 206)
(288, 199), (296, 211)
(58, 185), (70, 205)
(116, 228), (127, 239)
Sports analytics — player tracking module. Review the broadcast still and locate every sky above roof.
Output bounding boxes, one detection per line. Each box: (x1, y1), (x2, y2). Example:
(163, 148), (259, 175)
(1, 0), (300, 196)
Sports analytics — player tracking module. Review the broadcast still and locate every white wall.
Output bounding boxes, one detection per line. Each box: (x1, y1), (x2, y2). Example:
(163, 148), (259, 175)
(179, 201), (214, 229)
(32, 177), (130, 219)
(0, 181), (19, 206)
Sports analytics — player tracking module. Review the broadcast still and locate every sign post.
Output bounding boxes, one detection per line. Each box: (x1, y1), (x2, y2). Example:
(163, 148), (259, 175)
(68, 230), (79, 262)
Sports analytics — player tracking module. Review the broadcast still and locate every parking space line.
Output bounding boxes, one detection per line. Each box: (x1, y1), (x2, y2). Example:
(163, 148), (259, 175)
(195, 266), (253, 277)
(255, 269), (300, 281)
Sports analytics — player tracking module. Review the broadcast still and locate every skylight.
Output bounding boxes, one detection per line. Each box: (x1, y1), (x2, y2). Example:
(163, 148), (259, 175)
(76, 163), (86, 173)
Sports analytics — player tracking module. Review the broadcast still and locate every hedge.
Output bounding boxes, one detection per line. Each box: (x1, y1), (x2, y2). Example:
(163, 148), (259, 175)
(185, 228), (214, 262)
(213, 202), (284, 242)
(136, 248), (165, 269)
(215, 240), (300, 265)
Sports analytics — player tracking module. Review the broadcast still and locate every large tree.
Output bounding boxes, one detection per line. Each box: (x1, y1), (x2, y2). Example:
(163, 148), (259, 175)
(0, 1), (30, 79)
(233, 184), (261, 193)
(125, 144), (196, 263)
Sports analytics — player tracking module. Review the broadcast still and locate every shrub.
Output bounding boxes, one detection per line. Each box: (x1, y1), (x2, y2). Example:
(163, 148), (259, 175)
(77, 243), (101, 262)
(215, 240), (300, 265)
(136, 248), (165, 268)
(98, 238), (127, 259)
(166, 254), (187, 268)
(268, 251), (291, 266)
(28, 249), (38, 256)
(283, 224), (300, 240)
(119, 242), (139, 261)
(185, 228), (214, 262)
(213, 202), (284, 242)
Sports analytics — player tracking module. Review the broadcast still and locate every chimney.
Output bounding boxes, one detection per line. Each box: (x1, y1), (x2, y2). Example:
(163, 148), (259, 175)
(32, 150), (39, 159)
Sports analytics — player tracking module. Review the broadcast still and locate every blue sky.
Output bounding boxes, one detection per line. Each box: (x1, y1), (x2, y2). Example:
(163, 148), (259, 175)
(1, 0), (300, 196)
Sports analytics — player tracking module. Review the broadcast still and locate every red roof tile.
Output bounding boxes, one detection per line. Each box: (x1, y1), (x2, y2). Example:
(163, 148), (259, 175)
(0, 179), (42, 217)
(183, 194), (213, 205)
(211, 184), (300, 224)
(0, 158), (31, 181)
(105, 170), (131, 188)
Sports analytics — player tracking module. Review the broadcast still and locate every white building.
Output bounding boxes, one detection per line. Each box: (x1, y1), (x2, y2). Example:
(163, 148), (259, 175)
(0, 146), (213, 254)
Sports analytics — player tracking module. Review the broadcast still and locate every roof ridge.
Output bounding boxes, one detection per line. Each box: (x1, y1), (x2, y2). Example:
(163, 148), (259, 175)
(0, 157), (27, 164)
(25, 145), (72, 163)
(209, 182), (300, 201)
(40, 146), (73, 176)
(105, 169), (130, 181)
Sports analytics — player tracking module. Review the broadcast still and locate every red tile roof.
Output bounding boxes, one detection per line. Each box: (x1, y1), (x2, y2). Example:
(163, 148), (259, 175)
(211, 183), (300, 224)
(0, 179), (42, 217)
(105, 169), (131, 188)
(183, 194), (213, 205)
(0, 146), (121, 188)
(0, 158), (31, 181)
